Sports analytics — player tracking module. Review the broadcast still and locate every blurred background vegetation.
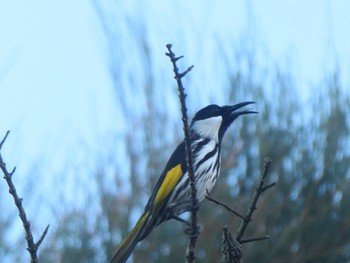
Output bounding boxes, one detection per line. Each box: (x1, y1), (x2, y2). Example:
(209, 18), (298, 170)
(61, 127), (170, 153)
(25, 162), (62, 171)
(1, 1), (350, 263)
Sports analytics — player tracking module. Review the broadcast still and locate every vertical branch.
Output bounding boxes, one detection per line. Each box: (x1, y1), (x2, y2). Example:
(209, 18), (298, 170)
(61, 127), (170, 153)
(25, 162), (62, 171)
(221, 226), (242, 263)
(165, 44), (197, 262)
(0, 131), (50, 263)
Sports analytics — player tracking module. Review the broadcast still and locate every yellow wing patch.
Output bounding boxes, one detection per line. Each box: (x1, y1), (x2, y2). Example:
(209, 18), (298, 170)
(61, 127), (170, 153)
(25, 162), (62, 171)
(154, 164), (183, 208)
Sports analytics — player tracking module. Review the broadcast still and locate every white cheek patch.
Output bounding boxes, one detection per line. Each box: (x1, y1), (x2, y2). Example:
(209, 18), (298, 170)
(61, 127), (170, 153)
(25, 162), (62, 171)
(192, 116), (222, 141)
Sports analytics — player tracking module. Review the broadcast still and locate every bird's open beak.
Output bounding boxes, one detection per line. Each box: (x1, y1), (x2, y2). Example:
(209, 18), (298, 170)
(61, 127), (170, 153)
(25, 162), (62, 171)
(217, 101), (257, 141)
(224, 101), (257, 123)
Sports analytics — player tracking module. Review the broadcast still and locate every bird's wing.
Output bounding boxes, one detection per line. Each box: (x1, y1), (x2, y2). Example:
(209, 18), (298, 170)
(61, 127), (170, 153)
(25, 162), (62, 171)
(146, 141), (187, 212)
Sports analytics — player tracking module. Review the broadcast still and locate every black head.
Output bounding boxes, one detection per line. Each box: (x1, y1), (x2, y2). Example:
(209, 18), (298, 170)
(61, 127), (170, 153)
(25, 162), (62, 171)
(191, 102), (257, 142)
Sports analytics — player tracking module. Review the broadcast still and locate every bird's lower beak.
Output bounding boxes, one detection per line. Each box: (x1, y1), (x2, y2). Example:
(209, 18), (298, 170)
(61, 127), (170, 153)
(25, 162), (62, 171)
(218, 101), (257, 141)
(224, 101), (257, 122)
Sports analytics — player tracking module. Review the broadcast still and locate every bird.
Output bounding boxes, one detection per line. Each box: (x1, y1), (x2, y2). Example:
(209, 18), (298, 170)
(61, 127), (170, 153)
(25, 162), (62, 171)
(111, 101), (256, 263)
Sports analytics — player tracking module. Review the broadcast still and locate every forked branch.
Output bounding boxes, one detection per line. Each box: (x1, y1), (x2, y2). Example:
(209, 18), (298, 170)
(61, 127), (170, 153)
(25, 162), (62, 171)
(0, 131), (50, 263)
(236, 158), (274, 242)
(207, 158), (274, 262)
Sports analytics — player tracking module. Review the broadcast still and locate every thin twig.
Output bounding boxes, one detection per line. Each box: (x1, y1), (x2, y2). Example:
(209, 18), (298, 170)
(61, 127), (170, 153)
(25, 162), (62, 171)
(240, 235), (270, 244)
(236, 158), (273, 242)
(206, 189), (245, 220)
(35, 224), (50, 249)
(0, 130), (50, 263)
(0, 130), (10, 149)
(165, 44), (197, 263)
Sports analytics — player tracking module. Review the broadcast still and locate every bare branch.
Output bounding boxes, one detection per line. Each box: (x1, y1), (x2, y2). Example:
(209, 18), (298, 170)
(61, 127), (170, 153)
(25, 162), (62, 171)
(240, 235), (270, 244)
(206, 189), (245, 220)
(236, 158), (273, 242)
(0, 130), (49, 263)
(207, 157), (274, 262)
(221, 226), (242, 263)
(0, 130), (10, 149)
(165, 44), (198, 263)
(35, 224), (50, 249)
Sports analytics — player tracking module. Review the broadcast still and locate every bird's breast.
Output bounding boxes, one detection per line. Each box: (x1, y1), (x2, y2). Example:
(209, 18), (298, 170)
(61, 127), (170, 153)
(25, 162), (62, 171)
(192, 139), (221, 201)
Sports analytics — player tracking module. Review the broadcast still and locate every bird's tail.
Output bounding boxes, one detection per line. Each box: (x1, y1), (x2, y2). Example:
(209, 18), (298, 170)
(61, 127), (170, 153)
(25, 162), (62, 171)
(110, 211), (151, 263)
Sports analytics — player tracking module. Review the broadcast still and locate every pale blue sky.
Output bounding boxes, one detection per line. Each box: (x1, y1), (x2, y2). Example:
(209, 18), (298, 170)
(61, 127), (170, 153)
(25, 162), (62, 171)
(1, 0), (349, 178)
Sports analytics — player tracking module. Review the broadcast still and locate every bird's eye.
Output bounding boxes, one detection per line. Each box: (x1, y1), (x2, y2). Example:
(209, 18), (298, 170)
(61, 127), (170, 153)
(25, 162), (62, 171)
(212, 106), (219, 114)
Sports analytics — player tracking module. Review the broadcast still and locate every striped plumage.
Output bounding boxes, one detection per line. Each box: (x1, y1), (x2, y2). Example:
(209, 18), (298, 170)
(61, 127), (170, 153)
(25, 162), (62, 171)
(111, 102), (256, 263)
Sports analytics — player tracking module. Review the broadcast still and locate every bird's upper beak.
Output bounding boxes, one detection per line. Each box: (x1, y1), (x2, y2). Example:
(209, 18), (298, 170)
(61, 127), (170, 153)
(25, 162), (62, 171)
(222, 101), (257, 124)
(217, 101), (257, 141)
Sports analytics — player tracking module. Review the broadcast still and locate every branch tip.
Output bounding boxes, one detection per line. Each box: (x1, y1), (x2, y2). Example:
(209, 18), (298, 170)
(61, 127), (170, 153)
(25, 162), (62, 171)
(10, 166), (16, 176)
(262, 182), (276, 192)
(264, 157), (272, 168)
(174, 55), (184, 62)
(36, 224), (50, 249)
(0, 130), (10, 149)
(240, 235), (270, 244)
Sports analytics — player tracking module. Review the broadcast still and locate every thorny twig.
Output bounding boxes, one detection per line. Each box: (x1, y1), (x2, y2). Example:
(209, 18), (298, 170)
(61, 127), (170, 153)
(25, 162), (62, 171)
(207, 158), (274, 262)
(206, 189), (245, 220)
(236, 158), (274, 242)
(165, 44), (197, 263)
(0, 130), (50, 263)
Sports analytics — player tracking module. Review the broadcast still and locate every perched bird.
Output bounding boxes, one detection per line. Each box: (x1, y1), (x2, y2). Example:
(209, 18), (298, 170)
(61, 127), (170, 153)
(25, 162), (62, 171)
(111, 102), (256, 263)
